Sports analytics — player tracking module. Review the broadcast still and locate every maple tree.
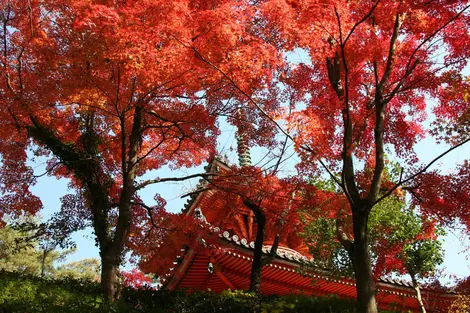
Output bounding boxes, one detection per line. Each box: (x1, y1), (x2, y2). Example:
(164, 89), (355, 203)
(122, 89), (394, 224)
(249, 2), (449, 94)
(184, 1), (470, 312)
(266, 2), (470, 312)
(121, 269), (153, 289)
(0, 0), (281, 300)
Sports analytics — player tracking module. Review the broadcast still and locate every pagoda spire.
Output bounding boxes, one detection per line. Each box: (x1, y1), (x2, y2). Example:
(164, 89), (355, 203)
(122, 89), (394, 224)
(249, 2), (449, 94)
(237, 134), (252, 167)
(236, 106), (252, 167)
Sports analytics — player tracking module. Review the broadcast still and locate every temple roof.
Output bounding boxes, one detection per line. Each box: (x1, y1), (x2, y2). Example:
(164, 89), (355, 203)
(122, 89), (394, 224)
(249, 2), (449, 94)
(162, 231), (456, 312)
(165, 157), (458, 312)
(181, 155), (230, 215)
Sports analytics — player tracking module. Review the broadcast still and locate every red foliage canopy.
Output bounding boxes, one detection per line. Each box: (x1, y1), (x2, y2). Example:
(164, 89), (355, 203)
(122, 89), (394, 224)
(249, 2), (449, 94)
(121, 268), (153, 289)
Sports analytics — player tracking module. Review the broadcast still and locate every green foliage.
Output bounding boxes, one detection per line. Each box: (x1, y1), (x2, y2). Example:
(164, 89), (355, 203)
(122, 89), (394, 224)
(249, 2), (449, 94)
(0, 270), (106, 313)
(369, 199), (445, 279)
(301, 216), (343, 269)
(0, 271), (406, 313)
(0, 225), (71, 276)
(54, 259), (101, 281)
(0, 225), (43, 275)
(260, 293), (366, 313)
(367, 198), (422, 266)
(301, 185), (445, 279)
(0, 224), (100, 281)
(402, 239), (444, 280)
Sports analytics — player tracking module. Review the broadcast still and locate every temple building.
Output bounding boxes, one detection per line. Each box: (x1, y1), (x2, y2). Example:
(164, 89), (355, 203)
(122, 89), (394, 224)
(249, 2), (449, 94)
(162, 128), (457, 312)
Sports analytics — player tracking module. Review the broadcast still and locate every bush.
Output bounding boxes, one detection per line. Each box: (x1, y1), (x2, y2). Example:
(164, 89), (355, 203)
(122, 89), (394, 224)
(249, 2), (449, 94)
(0, 270), (108, 313)
(0, 270), (404, 313)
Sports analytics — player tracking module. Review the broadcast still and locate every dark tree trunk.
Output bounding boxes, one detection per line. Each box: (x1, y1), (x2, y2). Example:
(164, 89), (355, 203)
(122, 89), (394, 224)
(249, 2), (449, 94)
(101, 254), (120, 300)
(326, 14), (404, 313)
(352, 208), (378, 313)
(26, 114), (136, 302)
(249, 209), (266, 294)
(97, 202), (132, 301)
(40, 249), (48, 278)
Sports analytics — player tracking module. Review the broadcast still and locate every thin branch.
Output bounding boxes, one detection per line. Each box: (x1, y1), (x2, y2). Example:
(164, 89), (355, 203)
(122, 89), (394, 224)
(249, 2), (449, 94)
(134, 137), (166, 166)
(172, 36), (299, 148)
(33, 162), (62, 178)
(131, 201), (178, 232)
(404, 4), (470, 77)
(343, 0), (382, 45)
(133, 75), (189, 108)
(135, 173), (220, 191)
(373, 136), (470, 206)
(180, 187), (212, 198)
(146, 110), (189, 140)
(271, 134), (289, 176)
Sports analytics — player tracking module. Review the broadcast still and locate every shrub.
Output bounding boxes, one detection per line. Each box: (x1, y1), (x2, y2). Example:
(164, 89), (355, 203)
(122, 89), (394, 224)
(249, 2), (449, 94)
(0, 270), (404, 313)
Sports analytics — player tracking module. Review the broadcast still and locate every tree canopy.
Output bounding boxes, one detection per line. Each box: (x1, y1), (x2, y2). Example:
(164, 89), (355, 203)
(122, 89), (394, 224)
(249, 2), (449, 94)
(0, 224), (100, 280)
(1, 0), (469, 311)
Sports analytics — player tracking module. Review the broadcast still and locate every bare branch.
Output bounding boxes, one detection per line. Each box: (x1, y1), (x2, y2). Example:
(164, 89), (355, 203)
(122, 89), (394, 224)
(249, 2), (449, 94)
(271, 134), (289, 176)
(180, 187), (212, 198)
(134, 137), (166, 166)
(33, 162), (62, 178)
(135, 173), (220, 191)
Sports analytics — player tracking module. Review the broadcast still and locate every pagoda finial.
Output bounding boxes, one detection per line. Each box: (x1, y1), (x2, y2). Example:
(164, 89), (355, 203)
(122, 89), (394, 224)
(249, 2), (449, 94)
(236, 106), (252, 167)
(237, 135), (252, 167)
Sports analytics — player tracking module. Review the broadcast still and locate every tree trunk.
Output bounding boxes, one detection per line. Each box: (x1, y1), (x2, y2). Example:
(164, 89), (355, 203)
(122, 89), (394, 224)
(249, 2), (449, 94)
(26, 113), (134, 301)
(249, 209), (266, 294)
(352, 208), (378, 313)
(411, 276), (426, 313)
(97, 106), (140, 300)
(40, 249), (48, 278)
(101, 254), (120, 300)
